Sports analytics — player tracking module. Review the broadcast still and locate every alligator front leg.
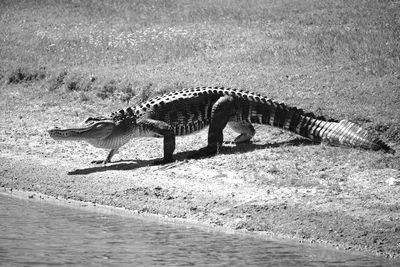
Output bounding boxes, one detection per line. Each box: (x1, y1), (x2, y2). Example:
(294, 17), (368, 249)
(91, 148), (118, 164)
(190, 95), (236, 158)
(139, 119), (176, 164)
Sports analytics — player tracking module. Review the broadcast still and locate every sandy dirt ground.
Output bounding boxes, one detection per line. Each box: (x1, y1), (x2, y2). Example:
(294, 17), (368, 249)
(1, 83), (400, 260)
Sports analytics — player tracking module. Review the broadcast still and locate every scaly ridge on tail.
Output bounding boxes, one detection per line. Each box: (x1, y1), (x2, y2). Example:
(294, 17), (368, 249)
(318, 120), (394, 153)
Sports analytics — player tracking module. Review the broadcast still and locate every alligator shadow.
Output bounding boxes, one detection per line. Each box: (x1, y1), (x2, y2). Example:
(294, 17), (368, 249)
(68, 137), (315, 175)
(219, 137), (316, 155)
(67, 159), (153, 175)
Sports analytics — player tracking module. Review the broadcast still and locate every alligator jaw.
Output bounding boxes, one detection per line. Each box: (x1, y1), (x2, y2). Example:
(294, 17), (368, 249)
(48, 120), (116, 140)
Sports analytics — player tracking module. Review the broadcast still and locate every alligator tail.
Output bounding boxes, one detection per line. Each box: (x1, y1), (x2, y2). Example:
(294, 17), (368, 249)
(249, 99), (394, 154)
(314, 119), (394, 153)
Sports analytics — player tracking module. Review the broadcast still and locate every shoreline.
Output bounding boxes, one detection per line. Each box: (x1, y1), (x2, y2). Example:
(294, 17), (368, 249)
(0, 186), (315, 246)
(2, 186), (396, 263)
(1, 149), (399, 261)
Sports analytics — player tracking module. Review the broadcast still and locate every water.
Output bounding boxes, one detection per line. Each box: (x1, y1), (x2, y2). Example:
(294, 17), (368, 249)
(0, 194), (397, 266)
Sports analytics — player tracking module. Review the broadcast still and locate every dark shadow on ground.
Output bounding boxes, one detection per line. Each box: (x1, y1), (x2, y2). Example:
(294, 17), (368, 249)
(68, 137), (316, 175)
(67, 159), (153, 175)
(220, 137), (316, 154)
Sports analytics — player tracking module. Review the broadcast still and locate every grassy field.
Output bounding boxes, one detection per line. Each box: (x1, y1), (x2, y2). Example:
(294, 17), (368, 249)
(1, 0), (400, 259)
(1, 0), (399, 129)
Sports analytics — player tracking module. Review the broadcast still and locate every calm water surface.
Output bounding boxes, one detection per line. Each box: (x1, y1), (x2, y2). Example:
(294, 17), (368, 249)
(0, 194), (397, 266)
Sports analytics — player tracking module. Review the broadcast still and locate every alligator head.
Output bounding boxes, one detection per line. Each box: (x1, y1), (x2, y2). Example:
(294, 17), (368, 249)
(48, 120), (116, 141)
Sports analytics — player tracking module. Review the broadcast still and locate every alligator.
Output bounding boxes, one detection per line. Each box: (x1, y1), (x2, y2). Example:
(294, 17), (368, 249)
(48, 86), (395, 164)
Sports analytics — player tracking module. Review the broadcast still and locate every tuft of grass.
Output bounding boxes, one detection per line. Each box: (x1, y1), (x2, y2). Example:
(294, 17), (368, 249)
(137, 83), (154, 102)
(6, 67), (46, 84)
(97, 79), (118, 99)
(96, 80), (145, 103)
(47, 70), (68, 91)
(64, 73), (94, 92)
(374, 123), (400, 144)
(78, 91), (90, 102)
(117, 81), (135, 105)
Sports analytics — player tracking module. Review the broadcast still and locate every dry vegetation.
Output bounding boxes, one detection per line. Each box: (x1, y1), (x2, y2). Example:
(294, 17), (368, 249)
(1, 0), (400, 259)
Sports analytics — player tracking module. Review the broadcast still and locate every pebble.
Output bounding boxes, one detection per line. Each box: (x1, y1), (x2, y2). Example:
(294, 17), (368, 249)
(385, 177), (400, 186)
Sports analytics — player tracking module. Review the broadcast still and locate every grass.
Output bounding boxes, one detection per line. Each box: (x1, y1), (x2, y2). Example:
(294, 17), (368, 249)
(0, 0), (399, 138)
(1, 0), (398, 69)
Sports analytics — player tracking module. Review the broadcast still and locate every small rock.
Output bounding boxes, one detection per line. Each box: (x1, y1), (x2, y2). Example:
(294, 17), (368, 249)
(386, 177), (400, 186)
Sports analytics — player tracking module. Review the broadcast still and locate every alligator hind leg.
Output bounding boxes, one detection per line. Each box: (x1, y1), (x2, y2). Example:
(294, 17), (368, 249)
(227, 120), (255, 143)
(190, 96), (236, 158)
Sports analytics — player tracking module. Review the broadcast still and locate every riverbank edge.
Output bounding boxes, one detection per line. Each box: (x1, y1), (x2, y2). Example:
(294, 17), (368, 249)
(1, 186), (398, 263)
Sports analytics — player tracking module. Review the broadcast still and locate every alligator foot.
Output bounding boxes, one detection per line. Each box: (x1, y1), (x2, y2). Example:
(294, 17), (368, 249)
(91, 159), (109, 165)
(90, 149), (117, 165)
